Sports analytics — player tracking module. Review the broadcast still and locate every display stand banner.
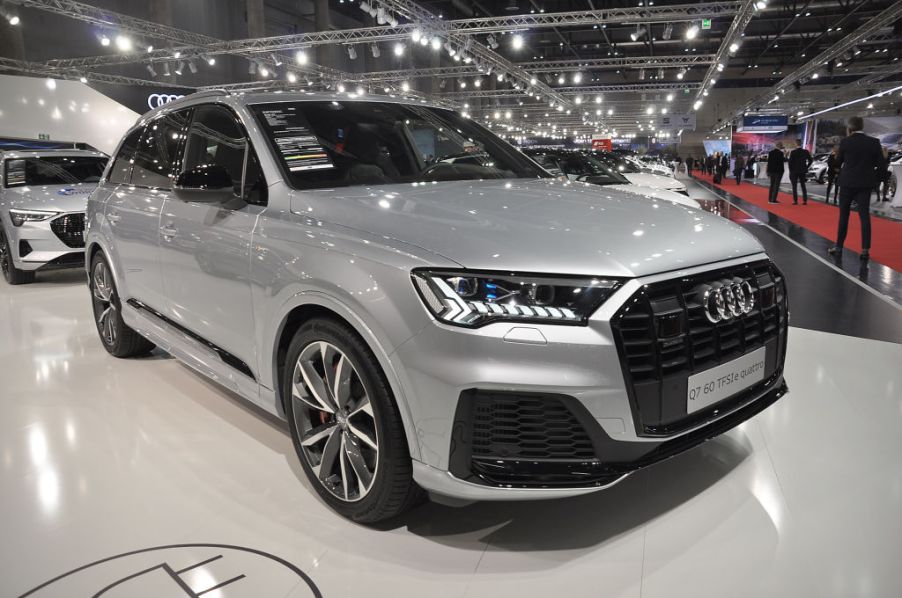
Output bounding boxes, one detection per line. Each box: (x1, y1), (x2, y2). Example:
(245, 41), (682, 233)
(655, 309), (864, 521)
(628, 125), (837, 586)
(89, 82), (195, 115)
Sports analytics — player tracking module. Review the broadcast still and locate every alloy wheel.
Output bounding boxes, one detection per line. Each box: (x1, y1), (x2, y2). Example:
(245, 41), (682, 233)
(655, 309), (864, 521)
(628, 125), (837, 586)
(0, 229), (9, 281)
(292, 341), (379, 502)
(92, 260), (117, 346)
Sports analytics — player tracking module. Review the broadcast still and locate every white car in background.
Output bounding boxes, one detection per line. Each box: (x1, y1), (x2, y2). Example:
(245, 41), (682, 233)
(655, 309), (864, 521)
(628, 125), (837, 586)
(525, 149), (699, 209)
(590, 151), (689, 195)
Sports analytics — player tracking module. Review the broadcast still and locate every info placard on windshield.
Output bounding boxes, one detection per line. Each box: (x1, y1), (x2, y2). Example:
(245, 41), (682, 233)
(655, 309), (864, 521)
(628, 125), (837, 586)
(257, 107), (335, 172)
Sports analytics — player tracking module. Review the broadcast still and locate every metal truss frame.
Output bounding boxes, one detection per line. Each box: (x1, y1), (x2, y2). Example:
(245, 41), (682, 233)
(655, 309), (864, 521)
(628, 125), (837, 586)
(0, 57), (167, 86)
(693, 0), (760, 106)
(733, 1), (902, 117)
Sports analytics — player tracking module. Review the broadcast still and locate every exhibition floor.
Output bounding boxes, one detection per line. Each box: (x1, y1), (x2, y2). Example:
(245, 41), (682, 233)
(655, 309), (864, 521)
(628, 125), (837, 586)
(2, 182), (901, 597)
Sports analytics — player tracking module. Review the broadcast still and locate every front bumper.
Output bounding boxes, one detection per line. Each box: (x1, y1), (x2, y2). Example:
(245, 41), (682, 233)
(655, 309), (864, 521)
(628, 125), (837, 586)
(394, 254), (788, 500)
(4, 211), (85, 271)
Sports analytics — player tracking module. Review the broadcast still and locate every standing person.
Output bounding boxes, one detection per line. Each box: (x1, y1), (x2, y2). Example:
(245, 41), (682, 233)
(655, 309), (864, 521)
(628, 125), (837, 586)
(828, 116), (887, 261)
(878, 147), (891, 202)
(746, 153), (757, 179)
(720, 153), (730, 180)
(788, 139), (813, 205)
(825, 145), (840, 204)
(734, 153), (746, 185)
(766, 142), (786, 203)
(686, 155), (694, 176)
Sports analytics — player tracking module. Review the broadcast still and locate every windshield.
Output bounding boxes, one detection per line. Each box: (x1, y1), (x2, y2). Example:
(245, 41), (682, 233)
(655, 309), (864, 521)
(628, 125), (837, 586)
(4, 156), (107, 187)
(250, 101), (548, 190)
(590, 151), (641, 174)
(526, 150), (629, 185)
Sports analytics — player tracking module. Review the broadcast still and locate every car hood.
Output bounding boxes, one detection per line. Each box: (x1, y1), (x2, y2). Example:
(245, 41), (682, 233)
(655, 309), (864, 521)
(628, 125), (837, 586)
(611, 184), (701, 210)
(623, 172), (685, 191)
(1, 183), (95, 213)
(293, 179), (763, 278)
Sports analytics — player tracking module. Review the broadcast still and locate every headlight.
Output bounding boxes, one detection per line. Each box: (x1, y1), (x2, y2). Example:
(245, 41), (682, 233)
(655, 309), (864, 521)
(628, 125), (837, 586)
(9, 209), (59, 227)
(412, 269), (623, 327)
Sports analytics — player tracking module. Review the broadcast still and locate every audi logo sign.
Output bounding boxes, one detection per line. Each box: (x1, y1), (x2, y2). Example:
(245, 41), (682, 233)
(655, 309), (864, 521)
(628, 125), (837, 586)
(699, 280), (756, 324)
(147, 93), (185, 109)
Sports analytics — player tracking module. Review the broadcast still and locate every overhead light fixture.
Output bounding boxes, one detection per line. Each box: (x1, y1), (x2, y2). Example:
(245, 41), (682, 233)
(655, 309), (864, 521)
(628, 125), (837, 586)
(347, 45), (358, 60)
(685, 24), (699, 40)
(630, 26), (646, 42)
(716, 63), (725, 72)
(287, 71), (297, 83)
(115, 35), (132, 51)
(248, 61), (257, 75)
(658, 68), (665, 79)
(411, 29), (422, 43)
(296, 50), (309, 64)
(662, 23), (673, 40)
(269, 53), (282, 66)
(161, 61), (170, 76)
(337, 83), (346, 92)
(173, 51), (181, 59)
(512, 34), (524, 50)
(486, 35), (499, 49)
(729, 42), (740, 53)
(401, 81), (410, 91)
(146, 45), (154, 53)
(188, 60), (197, 74)
(796, 85), (902, 120)
(573, 72), (582, 83)
(557, 74), (565, 84)
(173, 61), (184, 75)
(259, 66), (269, 77)
(146, 63), (157, 76)
(431, 37), (442, 51)
(755, 0), (767, 9)
(371, 43), (380, 58)
(8, 15), (20, 25)
(595, 95), (602, 103)
(693, 99), (703, 110)
(100, 34), (111, 47)
(666, 93), (674, 101)
(79, 76), (87, 83)
(206, 56), (216, 66)
(393, 42), (404, 56)
(677, 69), (686, 80)
(474, 78), (482, 88)
(356, 86), (365, 95)
(639, 69), (646, 80)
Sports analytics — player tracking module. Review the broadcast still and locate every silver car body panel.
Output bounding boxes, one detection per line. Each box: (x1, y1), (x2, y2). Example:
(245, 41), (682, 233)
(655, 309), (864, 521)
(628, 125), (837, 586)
(86, 91), (783, 500)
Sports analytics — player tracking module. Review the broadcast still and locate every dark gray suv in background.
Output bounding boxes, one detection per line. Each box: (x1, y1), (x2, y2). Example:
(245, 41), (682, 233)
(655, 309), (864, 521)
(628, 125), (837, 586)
(85, 90), (788, 522)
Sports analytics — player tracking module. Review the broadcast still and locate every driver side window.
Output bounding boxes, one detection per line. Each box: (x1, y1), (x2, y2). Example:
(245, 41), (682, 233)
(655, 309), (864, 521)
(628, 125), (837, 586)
(182, 105), (267, 206)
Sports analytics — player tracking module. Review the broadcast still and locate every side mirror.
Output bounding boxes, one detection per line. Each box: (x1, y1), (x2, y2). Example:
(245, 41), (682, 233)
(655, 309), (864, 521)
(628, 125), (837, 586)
(174, 165), (236, 203)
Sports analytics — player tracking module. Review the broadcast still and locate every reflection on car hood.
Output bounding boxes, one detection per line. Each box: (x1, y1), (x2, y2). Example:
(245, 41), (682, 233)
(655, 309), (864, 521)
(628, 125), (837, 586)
(1, 183), (96, 213)
(623, 172), (685, 191)
(294, 178), (763, 277)
(611, 184), (701, 209)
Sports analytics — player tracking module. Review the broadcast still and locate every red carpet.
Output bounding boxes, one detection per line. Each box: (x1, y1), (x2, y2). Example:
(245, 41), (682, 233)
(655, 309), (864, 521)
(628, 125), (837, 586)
(693, 172), (902, 273)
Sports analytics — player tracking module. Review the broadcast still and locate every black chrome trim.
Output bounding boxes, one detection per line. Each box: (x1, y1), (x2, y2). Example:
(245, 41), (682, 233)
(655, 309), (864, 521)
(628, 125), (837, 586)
(126, 298), (256, 381)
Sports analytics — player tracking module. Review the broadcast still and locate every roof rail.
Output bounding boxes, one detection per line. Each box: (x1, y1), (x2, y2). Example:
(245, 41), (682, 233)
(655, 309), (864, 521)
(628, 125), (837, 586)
(183, 89), (230, 100)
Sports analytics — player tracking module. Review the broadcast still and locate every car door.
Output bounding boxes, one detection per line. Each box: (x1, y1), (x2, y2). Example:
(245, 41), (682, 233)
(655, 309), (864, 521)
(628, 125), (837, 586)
(158, 103), (267, 377)
(104, 124), (165, 307)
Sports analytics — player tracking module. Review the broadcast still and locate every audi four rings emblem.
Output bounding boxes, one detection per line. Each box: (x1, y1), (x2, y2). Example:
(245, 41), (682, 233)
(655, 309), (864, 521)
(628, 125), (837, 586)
(146, 93), (184, 109)
(700, 280), (755, 323)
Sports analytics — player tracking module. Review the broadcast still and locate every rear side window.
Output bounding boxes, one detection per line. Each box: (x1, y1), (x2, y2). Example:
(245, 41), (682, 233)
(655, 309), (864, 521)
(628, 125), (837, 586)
(108, 127), (143, 185)
(131, 110), (191, 189)
(183, 105), (248, 195)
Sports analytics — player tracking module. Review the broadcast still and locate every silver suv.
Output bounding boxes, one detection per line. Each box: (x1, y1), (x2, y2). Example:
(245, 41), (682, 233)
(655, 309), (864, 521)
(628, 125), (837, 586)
(85, 91), (788, 522)
(1, 150), (107, 284)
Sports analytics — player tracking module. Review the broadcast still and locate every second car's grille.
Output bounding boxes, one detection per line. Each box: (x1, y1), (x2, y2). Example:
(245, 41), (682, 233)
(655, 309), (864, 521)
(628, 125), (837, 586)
(611, 260), (788, 436)
(50, 213), (86, 248)
(471, 393), (595, 460)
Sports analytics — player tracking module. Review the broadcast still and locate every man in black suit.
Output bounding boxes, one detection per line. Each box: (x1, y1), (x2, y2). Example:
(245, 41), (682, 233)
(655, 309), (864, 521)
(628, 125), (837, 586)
(787, 139), (813, 204)
(766, 143), (785, 203)
(828, 116), (887, 261)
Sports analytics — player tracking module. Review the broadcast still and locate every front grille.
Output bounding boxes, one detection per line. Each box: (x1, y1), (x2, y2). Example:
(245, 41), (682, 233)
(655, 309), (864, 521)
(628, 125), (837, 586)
(471, 393), (595, 460)
(50, 213), (85, 248)
(450, 391), (620, 488)
(611, 260), (788, 436)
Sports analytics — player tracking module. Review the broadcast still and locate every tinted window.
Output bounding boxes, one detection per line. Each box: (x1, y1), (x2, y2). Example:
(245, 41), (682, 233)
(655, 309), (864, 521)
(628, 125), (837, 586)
(109, 127), (143, 185)
(250, 101), (547, 190)
(131, 110), (191, 189)
(183, 105), (248, 195)
(4, 156), (108, 187)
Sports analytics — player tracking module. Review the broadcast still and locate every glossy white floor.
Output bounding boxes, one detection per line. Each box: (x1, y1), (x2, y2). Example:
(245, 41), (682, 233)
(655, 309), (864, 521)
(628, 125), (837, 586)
(2, 271), (901, 598)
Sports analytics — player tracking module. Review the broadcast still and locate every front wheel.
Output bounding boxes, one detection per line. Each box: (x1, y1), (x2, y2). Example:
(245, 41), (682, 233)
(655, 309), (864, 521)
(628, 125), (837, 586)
(90, 252), (155, 357)
(284, 317), (422, 523)
(0, 226), (35, 285)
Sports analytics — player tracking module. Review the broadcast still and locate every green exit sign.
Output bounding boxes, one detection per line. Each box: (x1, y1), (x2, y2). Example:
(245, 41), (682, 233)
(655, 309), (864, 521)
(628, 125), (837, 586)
(38, 133), (50, 140)
(702, 18), (712, 30)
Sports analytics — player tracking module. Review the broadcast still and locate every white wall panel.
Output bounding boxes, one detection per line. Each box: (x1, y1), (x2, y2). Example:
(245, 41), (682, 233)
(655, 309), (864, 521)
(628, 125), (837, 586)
(0, 74), (139, 154)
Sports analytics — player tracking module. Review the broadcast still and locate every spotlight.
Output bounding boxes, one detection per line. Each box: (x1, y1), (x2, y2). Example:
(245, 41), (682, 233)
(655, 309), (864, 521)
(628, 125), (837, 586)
(206, 56), (216, 66)
(486, 35), (499, 49)
(188, 60), (197, 74)
(677, 69), (686, 80)
(716, 63), (724, 72)
(287, 72), (297, 83)
(393, 42), (404, 56)
(512, 34), (524, 50)
(296, 50), (309, 64)
(666, 93), (674, 101)
(729, 42), (740, 53)
(474, 78), (482, 88)
(401, 81), (410, 91)
(639, 69), (645, 80)
(630, 26), (646, 42)
(658, 68), (665, 79)
(431, 37), (442, 51)
(529, 77), (537, 85)
(115, 35), (132, 51)
(662, 23), (673, 40)
(174, 61), (184, 75)
(573, 72), (583, 83)
(146, 63), (157, 76)
(173, 51), (181, 59)
(248, 61), (257, 75)
(557, 75), (565, 84)
(100, 35), (110, 47)
(8, 15), (20, 25)
(685, 24), (699, 40)
(161, 61), (170, 76)
(459, 80), (467, 88)
(347, 45), (358, 60)
(270, 53), (283, 66)
(370, 43), (380, 58)
(439, 78), (447, 89)
(337, 83), (345, 92)
(259, 66), (269, 77)
(356, 86), (365, 95)
(146, 45), (154, 53)
(411, 29), (422, 43)
(79, 76), (87, 83)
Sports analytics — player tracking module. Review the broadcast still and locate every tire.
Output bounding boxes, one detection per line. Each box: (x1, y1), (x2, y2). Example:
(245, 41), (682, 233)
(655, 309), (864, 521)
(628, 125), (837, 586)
(283, 317), (422, 523)
(0, 225), (35, 285)
(89, 252), (155, 357)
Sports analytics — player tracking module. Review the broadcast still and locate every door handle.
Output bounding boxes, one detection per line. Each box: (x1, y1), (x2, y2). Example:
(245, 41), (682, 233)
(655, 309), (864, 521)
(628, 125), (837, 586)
(160, 225), (178, 239)
(107, 212), (121, 224)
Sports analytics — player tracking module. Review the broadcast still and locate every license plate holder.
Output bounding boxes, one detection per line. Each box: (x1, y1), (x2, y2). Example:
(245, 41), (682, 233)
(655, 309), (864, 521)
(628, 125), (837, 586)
(686, 347), (767, 414)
